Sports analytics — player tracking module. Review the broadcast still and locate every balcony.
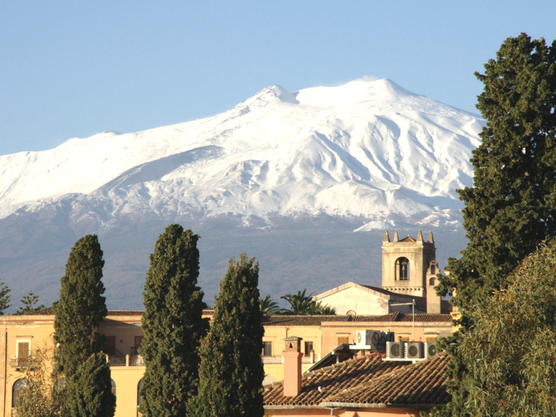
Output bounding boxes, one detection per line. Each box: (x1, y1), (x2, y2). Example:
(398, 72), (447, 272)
(261, 353), (317, 364)
(107, 348), (144, 367)
(9, 357), (29, 369)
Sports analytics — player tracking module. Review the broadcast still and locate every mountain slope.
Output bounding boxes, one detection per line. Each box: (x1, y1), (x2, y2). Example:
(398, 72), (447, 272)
(0, 77), (481, 309)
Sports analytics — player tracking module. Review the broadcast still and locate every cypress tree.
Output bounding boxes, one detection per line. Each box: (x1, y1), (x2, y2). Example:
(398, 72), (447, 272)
(196, 253), (264, 417)
(65, 352), (116, 417)
(435, 33), (556, 416)
(54, 234), (108, 378)
(438, 33), (556, 313)
(139, 224), (208, 417)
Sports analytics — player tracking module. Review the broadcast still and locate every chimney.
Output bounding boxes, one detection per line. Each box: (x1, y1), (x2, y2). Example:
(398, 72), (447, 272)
(283, 336), (303, 396)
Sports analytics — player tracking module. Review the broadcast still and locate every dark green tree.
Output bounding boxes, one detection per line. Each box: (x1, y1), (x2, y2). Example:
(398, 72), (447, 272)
(0, 280), (11, 314)
(435, 33), (556, 416)
(65, 352), (115, 417)
(196, 254), (264, 417)
(438, 32), (556, 314)
(139, 224), (208, 417)
(16, 292), (45, 315)
(53, 234), (108, 378)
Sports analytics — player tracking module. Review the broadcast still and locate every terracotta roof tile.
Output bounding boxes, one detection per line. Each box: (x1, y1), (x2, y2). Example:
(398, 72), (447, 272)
(29, 307), (54, 315)
(262, 313), (399, 326)
(323, 352), (450, 407)
(395, 313), (452, 322)
(28, 309), (216, 317)
(263, 352), (408, 406)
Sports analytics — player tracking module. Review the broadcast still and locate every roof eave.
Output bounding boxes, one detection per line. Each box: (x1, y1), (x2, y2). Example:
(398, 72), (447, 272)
(264, 405), (331, 410)
(320, 402), (445, 409)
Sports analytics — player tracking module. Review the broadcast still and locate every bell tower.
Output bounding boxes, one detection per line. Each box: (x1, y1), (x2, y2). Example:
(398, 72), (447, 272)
(381, 230), (436, 298)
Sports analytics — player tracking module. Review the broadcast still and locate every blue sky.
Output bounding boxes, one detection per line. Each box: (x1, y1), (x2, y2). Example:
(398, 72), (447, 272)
(2, 1), (556, 156)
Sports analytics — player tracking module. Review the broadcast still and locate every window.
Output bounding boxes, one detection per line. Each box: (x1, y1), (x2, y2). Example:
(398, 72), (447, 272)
(137, 379), (143, 406)
(337, 336), (349, 345)
(12, 378), (28, 408)
(395, 257), (410, 280)
(262, 341), (272, 357)
(17, 341), (30, 367)
(134, 336), (143, 355)
(111, 379), (116, 396)
(430, 264), (436, 275)
(304, 341), (313, 356)
(105, 336), (116, 356)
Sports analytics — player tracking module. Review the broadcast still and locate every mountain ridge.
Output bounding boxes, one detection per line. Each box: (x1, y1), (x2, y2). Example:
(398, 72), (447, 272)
(0, 77), (482, 229)
(0, 77), (479, 309)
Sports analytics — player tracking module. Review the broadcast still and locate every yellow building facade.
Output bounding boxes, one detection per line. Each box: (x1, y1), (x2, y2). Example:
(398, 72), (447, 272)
(0, 310), (454, 417)
(0, 312), (146, 417)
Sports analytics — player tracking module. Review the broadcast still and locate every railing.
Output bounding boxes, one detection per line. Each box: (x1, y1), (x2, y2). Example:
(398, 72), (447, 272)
(108, 354), (144, 367)
(261, 353), (317, 364)
(9, 357), (29, 369)
(262, 355), (283, 364)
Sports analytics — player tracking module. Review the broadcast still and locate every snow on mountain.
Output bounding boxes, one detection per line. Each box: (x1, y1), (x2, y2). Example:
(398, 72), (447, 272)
(0, 78), (483, 231)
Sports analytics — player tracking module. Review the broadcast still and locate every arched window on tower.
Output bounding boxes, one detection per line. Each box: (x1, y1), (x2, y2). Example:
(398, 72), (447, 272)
(395, 257), (410, 280)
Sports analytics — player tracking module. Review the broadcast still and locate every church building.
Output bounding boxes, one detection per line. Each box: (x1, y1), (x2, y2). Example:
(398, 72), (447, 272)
(313, 230), (449, 316)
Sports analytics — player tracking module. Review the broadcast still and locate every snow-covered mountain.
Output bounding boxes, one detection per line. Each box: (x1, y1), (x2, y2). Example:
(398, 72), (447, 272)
(0, 77), (481, 229)
(0, 77), (481, 309)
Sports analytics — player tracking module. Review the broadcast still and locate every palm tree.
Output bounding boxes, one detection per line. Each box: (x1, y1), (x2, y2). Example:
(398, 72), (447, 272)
(259, 294), (281, 315)
(281, 290), (337, 315)
(311, 301), (336, 315)
(281, 289), (315, 315)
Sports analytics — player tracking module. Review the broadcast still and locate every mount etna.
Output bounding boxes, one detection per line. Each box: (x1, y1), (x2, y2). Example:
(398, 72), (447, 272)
(0, 77), (482, 310)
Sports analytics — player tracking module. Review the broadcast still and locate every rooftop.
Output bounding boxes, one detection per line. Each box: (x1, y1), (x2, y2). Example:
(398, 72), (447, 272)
(264, 352), (407, 406)
(264, 352), (450, 408)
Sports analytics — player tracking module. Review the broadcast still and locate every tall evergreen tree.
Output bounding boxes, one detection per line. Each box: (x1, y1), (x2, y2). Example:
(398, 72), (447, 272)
(139, 224), (208, 417)
(65, 352), (115, 417)
(438, 32), (556, 313)
(196, 254), (264, 417)
(54, 234), (108, 378)
(435, 33), (556, 416)
(16, 292), (45, 315)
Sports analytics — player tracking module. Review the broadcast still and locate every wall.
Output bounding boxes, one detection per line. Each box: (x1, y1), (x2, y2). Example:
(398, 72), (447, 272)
(314, 284), (390, 316)
(263, 324), (321, 382)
